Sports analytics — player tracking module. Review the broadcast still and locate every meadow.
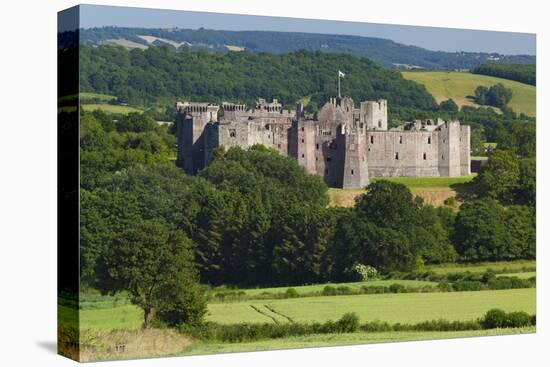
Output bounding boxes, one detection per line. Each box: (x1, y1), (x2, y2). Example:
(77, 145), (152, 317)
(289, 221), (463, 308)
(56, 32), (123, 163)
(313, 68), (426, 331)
(328, 175), (475, 207)
(206, 289), (535, 325)
(401, 71), (536, 117)
(81, 103), (143, 114)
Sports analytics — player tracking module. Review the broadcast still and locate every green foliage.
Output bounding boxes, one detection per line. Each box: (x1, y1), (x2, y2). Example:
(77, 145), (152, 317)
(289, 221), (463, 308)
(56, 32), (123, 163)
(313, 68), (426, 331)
(481, 309), (533, 329)
(474, 83), (513, 109)
(95, 221), (206, 328)
(472, 63), (536, 86)
(80, 45), (439, 112)
(475, 150), (520, 203)
(439, 98), (458, 112)
(454, 200), (535, 262)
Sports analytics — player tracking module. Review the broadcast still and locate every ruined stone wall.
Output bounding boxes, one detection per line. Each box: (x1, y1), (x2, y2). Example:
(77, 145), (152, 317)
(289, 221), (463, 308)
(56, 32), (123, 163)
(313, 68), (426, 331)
(366, 130), (440, 177)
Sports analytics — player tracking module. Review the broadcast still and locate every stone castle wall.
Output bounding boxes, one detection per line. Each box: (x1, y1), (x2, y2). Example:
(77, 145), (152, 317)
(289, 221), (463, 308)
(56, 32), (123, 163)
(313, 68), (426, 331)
(176, 97), (471, 188)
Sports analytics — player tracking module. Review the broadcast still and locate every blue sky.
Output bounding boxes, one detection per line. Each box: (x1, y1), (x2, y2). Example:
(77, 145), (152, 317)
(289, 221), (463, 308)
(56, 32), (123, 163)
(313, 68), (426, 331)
(73, 4), (535, 55)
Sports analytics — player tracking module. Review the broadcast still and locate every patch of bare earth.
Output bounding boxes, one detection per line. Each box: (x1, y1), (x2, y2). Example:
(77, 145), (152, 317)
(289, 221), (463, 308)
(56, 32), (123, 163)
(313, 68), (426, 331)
(328, 188), (458, 208)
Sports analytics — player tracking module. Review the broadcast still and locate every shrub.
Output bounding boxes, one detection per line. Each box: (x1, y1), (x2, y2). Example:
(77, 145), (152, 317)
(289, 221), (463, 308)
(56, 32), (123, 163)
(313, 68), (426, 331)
(322, 285), (337, 296)
(483, 309), (536, 328)
(351, 263), (379, 281)
(389, 283), (407, 293)
(437, 282), (452, 292)
(452, 280), (484, 292)
(336, 312), (360, 332)
(285, 288), (299, 298)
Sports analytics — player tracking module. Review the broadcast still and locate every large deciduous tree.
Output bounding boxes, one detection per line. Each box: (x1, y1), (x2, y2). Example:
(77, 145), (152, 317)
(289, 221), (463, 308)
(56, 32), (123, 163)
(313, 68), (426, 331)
(96, 221), (206, 328)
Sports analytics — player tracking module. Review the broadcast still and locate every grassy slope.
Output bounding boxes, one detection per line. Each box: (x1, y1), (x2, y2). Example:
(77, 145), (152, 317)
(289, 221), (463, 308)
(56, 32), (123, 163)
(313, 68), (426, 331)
(81, 103), (143, 114)
(401, 71), (536, 117)
(207, 289), (535, 324)
(183, 327), (535, 355)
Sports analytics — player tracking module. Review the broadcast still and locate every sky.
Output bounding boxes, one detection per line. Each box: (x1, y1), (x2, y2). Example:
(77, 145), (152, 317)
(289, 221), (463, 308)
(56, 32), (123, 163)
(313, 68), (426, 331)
(69, 4), (535, 55)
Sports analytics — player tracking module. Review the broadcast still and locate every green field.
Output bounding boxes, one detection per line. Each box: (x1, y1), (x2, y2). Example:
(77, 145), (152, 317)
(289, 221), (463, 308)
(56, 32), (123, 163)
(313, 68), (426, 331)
(80, 92), (117, 102)
(426, 260), (536, 274)
(370, 175), (475, 189)
(183, 327), (535, 355)
(402, 71), (536, 117)
(81, 103), (143, 114)
(212, 279), (438, 297)
(207, 289), (535, 325)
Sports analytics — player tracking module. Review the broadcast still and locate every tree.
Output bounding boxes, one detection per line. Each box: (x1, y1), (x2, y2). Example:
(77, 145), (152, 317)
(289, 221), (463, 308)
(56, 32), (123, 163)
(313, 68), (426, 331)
(96, 221), (206, 328)
(453, 199), (507, 261)
(516, 159), (536, 208)
(440, 98), (458, 113)
(355, 180), (421, 229)
(476, 149), (520, 204)
(474, 86), (489, 105)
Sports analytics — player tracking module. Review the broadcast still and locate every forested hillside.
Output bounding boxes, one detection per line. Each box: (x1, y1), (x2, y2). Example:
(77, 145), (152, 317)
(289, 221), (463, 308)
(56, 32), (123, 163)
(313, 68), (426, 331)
(79, 45), (439, 112)
(78, 27), (536, 69)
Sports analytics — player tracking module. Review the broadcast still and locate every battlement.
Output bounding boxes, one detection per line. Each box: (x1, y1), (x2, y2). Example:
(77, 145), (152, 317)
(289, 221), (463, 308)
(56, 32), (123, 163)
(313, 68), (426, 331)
(176, 101), (219, 114)
(222, 102), (247, 111)
(256, 98), (282, 112)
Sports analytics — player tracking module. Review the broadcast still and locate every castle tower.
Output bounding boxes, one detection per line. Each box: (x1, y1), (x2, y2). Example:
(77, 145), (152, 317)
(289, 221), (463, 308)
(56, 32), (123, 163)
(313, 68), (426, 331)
(438, 120), (461, 177)
(338, 123), (369, 189)
(460, 125), (471, 176)
(361, 99), (388, 130)
(175, 102), (219, 174)
(291, 118), (317, 175)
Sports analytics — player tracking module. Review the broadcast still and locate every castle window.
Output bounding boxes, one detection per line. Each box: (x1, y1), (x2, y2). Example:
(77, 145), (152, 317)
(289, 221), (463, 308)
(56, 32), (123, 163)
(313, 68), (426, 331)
(427, 137), (431, 144)
(442, 154), (444, 159)
(316, 143), (319, 150)
(301, 154), (305, 158)
(370, 136), (374, 144)
(423, 153), (427, 160)
(351, 169), (354, 175)
(395, 152), (399, 160)
(378, 120), (382, 128)
(301, 139), (304, 143)
(278, 143), (281, 148)
(443, 139), (446, 143)
(360, 123), (364, 129)
(399, 136), (403, 144)
(229, 129), (236, 138)
(265, 124), (269, 130)
(301, 127), (305, 131)
(327, 157), (332, 162)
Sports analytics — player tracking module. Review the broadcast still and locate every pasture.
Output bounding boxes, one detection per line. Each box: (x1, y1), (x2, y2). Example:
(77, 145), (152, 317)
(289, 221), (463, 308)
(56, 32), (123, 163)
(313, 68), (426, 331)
(207, 288), (535, 325)
(81, 103), (143, 114)
(401, 71), (536, 117)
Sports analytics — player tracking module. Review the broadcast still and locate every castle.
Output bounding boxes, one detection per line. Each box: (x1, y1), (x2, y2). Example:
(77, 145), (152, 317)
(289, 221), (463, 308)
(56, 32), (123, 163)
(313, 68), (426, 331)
(175, 96), (470, 189)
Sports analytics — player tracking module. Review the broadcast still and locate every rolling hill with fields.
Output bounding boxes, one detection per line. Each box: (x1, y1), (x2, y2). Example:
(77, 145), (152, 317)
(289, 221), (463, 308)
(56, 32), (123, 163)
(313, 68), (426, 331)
(77, 27), (535, 70)
(402, 71), (536, 117)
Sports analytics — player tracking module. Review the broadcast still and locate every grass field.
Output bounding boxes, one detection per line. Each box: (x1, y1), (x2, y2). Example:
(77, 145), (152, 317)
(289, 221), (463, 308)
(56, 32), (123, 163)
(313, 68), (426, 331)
(81, 103), (143, 114)
(328, 175), (475, 207)
(80, 92), (117, 102)
(402, 71), (536, 117)
(207, 289), (535, 325)
(183, 327), (535, 355)
(213, 279), (438, 298)
(425, 260), (536, 274)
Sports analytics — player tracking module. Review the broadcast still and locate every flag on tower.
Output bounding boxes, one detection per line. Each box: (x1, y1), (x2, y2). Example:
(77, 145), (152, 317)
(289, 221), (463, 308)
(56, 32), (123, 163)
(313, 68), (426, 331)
(338, 70), (345, 78)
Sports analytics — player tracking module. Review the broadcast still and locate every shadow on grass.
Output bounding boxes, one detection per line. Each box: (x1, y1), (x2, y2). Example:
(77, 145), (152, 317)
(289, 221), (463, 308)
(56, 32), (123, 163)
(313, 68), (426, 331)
(450, 180), (478, 202)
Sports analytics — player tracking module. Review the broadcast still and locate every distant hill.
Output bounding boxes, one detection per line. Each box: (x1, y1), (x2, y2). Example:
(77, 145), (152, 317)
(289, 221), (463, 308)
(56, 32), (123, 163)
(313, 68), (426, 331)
(402, 71), (536, 117)
(79, 27), (535, 70)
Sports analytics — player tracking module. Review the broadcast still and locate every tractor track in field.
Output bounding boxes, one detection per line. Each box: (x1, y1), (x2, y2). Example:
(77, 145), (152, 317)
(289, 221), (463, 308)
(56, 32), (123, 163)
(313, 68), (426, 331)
(264, 304), (295, 323)
(249, 304), (280, 324)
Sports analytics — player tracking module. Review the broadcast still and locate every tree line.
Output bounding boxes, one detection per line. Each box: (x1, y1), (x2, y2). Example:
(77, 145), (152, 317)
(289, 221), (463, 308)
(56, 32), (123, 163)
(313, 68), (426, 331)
(472, 63), (536, 86)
